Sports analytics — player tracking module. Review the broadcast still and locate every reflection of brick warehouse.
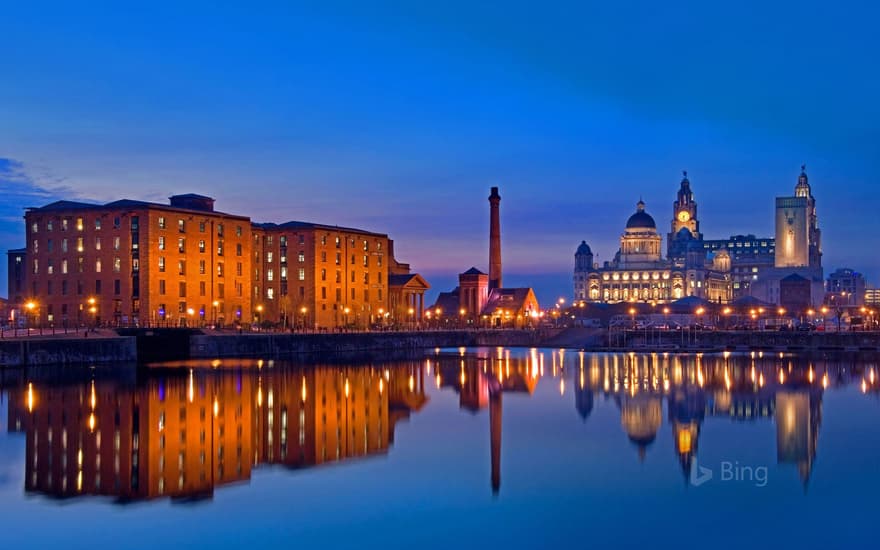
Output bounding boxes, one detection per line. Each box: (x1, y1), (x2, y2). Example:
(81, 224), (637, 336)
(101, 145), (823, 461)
(8, 372), (254, 501)
(144, 372), (254, 498)
(6, 365), (429, 503)
(9, 381), (145, 500)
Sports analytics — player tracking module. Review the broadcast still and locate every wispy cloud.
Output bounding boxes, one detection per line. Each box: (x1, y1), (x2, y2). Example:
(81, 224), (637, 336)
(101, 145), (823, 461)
(0, 157), (75, 295)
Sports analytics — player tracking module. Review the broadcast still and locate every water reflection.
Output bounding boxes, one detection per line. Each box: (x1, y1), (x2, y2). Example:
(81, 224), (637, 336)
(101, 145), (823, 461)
(6, 361), (428, 503)
(3, 350), (878, 504)
(430, 349), (877, 491)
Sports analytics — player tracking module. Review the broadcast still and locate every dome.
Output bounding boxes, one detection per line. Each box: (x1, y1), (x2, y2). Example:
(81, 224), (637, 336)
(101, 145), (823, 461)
(626, 200), (656, 229)
(576, 240), (592, 255)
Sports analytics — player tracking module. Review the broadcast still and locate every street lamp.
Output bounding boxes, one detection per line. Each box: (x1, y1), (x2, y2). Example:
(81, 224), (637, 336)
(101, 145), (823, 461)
(212, 300), (220, 327)
(343, 307), (351, 328)
(186, 307), (195, 328)
(25, 300), (37, 335)
(86, 297), (97, 331)
(300, 306), (308, 330)
(820, 306), (829, 331)
(408, 307), (415, 329)
(255, 304), (263, 328)
(459, 308), (467, 327)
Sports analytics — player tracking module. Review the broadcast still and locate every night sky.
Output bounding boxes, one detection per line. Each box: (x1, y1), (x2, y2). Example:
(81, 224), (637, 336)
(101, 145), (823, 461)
(2, 1), (878, 304)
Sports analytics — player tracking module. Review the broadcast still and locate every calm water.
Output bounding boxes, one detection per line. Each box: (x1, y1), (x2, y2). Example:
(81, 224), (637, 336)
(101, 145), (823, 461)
(1, 348), (879, 549)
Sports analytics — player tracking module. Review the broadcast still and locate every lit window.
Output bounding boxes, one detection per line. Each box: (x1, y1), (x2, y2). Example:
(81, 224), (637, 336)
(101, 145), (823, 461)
(158, 236), (165, 250)
(158, 217), (166, 229)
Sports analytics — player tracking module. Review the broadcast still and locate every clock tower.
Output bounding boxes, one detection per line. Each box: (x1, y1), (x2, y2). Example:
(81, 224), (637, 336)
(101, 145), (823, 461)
(667, 171), (703, 261)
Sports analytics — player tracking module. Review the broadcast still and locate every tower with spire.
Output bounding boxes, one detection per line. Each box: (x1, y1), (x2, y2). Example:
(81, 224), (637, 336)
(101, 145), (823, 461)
(667, 170), (704, 263)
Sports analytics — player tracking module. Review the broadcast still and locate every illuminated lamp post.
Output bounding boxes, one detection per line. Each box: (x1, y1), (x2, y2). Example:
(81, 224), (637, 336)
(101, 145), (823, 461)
(87, 297), (97, 331)
(212, 300), (220, 327)
(459, 308), (467, 328)
(435, 307), (442, 329)
(408, 307), (415, 330)
(343, 307), (351, 329)
(255, 304), (263, 329)
(25, 300), (37, 336)
(722, 307), (732, 330)
(186, 307), (195, 328)
(300, 306), (308, 331)
(778, 307), (786, 329)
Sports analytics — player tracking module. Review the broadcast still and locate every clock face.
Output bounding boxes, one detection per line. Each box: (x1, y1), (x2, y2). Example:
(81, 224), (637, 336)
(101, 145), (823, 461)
(677, 211), (691, 222)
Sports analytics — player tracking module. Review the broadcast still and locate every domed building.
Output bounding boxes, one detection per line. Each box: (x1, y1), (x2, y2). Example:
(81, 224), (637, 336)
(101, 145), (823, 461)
(573, 178), (734, 304)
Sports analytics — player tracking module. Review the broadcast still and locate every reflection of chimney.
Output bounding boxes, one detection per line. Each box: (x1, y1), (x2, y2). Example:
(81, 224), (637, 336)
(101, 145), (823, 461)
(489, 187), (502, 290)
(490, 390), (502, 495)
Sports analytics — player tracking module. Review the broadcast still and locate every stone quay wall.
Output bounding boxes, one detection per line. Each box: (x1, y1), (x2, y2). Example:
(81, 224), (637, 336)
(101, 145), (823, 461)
(0, 337), (137, 366)
(189, 329), (550, 359)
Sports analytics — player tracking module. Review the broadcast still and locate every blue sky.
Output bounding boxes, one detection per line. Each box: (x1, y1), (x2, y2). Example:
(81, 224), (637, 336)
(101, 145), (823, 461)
(2, 0), (879, 303)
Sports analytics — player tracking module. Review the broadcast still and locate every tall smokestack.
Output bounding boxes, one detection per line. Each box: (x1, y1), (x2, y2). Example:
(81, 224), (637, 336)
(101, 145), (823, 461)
(489, 186), (502, 290)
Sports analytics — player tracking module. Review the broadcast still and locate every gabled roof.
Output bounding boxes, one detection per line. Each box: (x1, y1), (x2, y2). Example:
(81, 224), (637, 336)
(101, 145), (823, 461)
(781, 273), (810, 282)
(388, 273), (431, 290)
(430, 289), (461, 313)
(481, 287), (539, 315)
(28, 197), (247, 219)
(28, 200), (100, 212)
(461, 267), (486, 276)
(252, 220), (387, 238)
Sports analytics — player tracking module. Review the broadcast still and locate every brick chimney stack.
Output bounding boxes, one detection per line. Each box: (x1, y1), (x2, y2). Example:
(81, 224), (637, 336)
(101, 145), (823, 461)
(488, 187), (502, 290)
